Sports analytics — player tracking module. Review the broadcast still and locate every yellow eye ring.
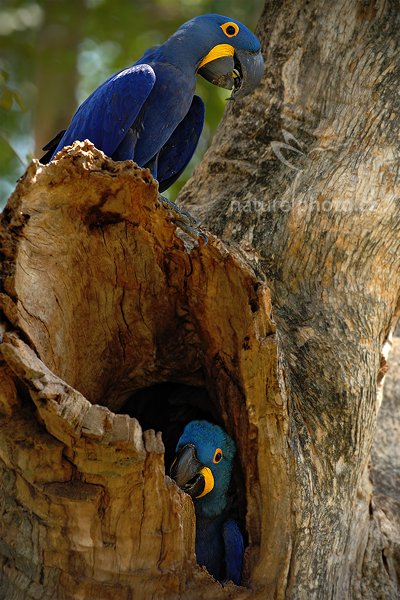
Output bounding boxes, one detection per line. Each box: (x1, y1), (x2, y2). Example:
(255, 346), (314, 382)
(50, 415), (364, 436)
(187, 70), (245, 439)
(213, 448), (223, 463)
(221, 22), (239, 38)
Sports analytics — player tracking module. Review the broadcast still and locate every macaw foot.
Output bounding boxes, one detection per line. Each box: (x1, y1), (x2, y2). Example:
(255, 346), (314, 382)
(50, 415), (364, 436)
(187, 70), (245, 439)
(159, 195), (208, 245)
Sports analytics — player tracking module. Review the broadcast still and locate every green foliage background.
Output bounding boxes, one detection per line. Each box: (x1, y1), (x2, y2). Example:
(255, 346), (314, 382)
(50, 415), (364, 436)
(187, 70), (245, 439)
(0, 0), (263, 207)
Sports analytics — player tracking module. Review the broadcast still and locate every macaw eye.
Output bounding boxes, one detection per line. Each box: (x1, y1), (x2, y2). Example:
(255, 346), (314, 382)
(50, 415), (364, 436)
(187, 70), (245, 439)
(213, 448), (223, 463)
(221, 22), (239, 38)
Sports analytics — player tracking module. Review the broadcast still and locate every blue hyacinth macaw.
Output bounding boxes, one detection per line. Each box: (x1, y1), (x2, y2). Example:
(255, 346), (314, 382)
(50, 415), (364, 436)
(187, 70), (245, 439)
(40, 14), (264, 195)
(170, 420), (244, 585)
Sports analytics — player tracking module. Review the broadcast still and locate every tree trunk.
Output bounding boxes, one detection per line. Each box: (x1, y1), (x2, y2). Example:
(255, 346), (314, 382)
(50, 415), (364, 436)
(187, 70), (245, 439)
(0, 0), (399, 599)
(0, 143), (277, 599)
(179, 0), (400, 597)
(370, 334), (400, 597)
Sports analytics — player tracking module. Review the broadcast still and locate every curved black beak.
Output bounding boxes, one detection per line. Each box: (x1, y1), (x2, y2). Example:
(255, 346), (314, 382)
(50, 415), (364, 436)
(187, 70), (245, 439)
(170, 444), (213, 499)
(231, 48), (264, 99)
(198, 48), (264, 100)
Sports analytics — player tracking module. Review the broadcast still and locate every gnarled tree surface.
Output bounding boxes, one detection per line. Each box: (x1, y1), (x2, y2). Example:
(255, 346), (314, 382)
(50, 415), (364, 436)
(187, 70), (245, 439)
(0, 143), (278, 599)
(180, 0), (400, 598)
(0, 0), (400, 598)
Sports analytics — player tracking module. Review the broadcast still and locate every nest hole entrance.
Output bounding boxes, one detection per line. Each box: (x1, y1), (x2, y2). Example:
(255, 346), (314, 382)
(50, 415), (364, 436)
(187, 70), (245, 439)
(120, 381), (249, 559)
(122, 382), (219, 470)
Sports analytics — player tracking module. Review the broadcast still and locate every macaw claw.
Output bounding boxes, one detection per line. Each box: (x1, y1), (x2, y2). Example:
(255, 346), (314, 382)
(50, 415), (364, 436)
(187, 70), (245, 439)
(159, 195), (208, 245)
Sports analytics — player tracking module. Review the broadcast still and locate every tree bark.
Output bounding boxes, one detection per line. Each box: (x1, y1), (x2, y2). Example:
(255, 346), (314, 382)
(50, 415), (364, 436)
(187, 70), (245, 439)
(372, 335), (400, 503)
(0, 0), (399, 598)
(0, 142), (278, 599)
(179, 0), (400, 598)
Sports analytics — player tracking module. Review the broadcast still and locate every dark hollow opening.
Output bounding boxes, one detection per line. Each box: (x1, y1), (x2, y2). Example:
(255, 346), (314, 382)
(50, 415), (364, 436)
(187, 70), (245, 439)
(121, 381), (248, 564)
(122, 382), (219, 470)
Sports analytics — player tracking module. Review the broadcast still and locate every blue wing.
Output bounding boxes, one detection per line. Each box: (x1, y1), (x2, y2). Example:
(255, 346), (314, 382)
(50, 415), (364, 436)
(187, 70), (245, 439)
(156, 95), (205, 193)
(223, 519), (244, 586)
(51, 64), (156, 160)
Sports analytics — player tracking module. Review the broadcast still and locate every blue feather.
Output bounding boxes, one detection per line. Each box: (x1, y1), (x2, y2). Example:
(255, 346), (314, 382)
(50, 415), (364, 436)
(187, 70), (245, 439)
(173, 420), (244, 585)
(43, 15), (264, 191)
(156, 95), (205, 192)
(52, 65), (156, 159)
(223, 519), (244, 585)
(195, 513), (226, 581)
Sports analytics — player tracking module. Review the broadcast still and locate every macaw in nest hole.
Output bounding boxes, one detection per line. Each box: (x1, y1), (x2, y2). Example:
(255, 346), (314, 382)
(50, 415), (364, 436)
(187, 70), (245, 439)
(40, 15), (263, 234)
(170, 420), (244, 585)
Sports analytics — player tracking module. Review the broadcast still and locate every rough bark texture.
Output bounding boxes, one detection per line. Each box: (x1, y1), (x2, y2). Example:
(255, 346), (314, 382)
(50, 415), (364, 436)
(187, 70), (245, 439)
(372, 336), (400, 503)
(0, 143), (278, 599)
(179, 0), (400, 598)
(369, 335), (400, 600)
(0, 0), (399, 598)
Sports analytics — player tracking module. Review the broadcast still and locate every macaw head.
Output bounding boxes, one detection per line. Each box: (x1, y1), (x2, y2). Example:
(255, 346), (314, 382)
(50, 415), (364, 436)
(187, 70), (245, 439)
(163, 14), (264, 100)
(170, 420), (236, 517)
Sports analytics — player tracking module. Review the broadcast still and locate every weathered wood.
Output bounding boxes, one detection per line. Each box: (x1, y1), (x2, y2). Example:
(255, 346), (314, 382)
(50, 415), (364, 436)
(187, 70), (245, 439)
(364, 336), (400, 600)
(372, 336), (400, 502)
(0, 143), (280, 599)
(180, 0), (400, 598)
(1, 0), (400, 597)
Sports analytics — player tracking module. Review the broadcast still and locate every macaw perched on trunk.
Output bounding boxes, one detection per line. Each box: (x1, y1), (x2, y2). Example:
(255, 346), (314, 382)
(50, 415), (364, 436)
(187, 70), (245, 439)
(40, 14), (264, 195)
(170, 420), (244, 585)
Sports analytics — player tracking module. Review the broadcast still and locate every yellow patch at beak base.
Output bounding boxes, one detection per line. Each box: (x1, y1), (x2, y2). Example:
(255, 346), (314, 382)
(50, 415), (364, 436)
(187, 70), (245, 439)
(198, 44), (234, 69)
(196, 467), (214, 498)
